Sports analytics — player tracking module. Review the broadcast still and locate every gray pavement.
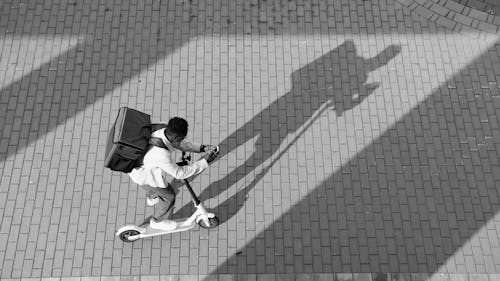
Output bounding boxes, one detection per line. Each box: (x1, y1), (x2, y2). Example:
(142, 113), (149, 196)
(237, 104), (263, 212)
(1, 0), (500, 280)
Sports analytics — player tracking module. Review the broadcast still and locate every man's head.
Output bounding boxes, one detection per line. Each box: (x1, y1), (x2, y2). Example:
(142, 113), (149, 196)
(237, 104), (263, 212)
(165, 117), (188, 145)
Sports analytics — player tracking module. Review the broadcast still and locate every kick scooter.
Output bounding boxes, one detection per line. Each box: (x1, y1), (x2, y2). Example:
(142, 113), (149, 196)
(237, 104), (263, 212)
(116, 148), (220, 242)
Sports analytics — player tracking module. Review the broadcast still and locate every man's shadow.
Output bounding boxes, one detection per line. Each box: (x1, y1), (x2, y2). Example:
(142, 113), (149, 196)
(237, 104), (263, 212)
(175, 40), (401, 220)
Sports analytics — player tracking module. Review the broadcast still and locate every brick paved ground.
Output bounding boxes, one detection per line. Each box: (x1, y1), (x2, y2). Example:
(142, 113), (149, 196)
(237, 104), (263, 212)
(0, 0), (500, 280)
(398, 0), (500, 34)
(456, 0), (500, 16)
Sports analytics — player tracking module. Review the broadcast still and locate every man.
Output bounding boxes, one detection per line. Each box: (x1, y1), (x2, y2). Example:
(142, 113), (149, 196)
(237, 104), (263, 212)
(128, 117), (218, 231)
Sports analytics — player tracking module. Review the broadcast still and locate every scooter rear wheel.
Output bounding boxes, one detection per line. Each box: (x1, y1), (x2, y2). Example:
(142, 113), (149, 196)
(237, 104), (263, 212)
(119, 229), (141, 242)
(198, 216), (219, 229)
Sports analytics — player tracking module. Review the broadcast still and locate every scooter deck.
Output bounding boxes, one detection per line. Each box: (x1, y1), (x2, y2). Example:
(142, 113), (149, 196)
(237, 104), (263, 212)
(137, 220), (196, 238)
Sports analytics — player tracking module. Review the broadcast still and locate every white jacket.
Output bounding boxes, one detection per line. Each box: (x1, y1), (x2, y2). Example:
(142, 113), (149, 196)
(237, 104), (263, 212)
(128, 129), (208, 187)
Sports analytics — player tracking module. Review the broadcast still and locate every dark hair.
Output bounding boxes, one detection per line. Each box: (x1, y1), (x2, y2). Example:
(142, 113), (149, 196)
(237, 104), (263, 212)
(166, 117), (188, 138)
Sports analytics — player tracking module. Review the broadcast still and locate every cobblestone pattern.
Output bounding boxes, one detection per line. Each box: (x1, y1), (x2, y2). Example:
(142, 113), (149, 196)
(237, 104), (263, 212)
(397, 0), (500, 35)
(214, 36), (500, 274)
(456, 0), (500, 16)
(0, 0), (500, 279)
(0, 273), (499, 281)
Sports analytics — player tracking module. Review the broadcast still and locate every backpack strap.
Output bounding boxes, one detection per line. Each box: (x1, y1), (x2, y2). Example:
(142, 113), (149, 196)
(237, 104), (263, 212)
(135, 137), (168, 167)
(150, 123), (168, 132)
(149, 137), (169, 150)
(149, 123), (169, 150)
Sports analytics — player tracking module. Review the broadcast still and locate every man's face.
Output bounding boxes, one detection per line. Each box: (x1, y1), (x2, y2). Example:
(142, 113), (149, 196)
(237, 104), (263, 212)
(171, 134), (186, 146)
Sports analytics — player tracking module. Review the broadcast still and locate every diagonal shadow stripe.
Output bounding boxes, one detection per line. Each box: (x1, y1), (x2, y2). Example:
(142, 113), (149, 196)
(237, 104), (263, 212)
(208, 39), (500, 275)
(0, 0), (466, 167)
(0, 0), (185, 166)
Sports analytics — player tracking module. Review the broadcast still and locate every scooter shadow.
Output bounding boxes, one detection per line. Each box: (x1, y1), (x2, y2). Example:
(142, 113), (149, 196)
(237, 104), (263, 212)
(170, 161), (272, 225)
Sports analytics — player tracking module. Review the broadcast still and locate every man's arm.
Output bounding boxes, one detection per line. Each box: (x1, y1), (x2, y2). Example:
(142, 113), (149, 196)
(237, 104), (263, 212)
(157, 156), (209, 179)
(177, 139), (216, 153)
(175, 139), (201, 152)
(149, 144), (218, 180)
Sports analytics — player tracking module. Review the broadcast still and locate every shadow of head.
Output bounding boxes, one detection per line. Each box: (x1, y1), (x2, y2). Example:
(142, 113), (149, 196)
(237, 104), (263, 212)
(290, 40), (402, 116)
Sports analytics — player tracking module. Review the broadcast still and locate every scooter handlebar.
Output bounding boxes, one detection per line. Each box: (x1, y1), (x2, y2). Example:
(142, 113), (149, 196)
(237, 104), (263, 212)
(178, 146), (219, 166)
(203, 146), (219, 164)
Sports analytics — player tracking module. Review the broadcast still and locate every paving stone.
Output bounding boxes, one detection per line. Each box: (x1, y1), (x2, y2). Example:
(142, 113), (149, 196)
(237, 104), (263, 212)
(415, 5), (439, 19)
(477, 21), (499, 32)
(445, 0), (467, 12)
(431, 3), (452, 15)
(454, 13), (475, 25)
(469, 8), (490, 20)
(436, 14), (459, 28)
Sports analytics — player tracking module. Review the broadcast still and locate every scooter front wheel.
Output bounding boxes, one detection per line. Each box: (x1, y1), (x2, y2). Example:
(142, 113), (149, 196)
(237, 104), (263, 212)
(198, 216), (219, 229)
(118, 229), (141, 242)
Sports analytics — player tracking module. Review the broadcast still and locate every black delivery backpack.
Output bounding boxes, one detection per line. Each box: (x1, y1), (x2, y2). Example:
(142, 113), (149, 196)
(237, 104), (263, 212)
(104, 107), (167, 173)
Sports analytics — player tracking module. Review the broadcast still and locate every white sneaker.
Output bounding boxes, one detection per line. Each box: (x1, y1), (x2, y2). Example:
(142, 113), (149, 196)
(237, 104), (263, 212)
(149, 218), (177, 231)
(147, 196), (160, 206)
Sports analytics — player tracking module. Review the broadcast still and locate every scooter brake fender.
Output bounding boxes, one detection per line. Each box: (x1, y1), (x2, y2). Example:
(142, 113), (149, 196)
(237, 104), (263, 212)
(115, 225), (146, 236)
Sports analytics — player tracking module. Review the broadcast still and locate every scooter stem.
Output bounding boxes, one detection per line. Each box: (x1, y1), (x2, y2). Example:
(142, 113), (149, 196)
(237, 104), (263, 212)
(178, 153), (202, 205)
(184, 179), (201, 205)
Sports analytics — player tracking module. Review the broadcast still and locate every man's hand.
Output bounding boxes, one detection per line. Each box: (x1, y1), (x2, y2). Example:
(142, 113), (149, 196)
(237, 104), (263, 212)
(201, 146), (219, 164)
(201, 144), (218, 153)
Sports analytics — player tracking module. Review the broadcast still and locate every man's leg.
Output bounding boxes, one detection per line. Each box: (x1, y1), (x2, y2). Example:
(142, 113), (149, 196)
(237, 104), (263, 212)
(141, 184), (176, 221)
